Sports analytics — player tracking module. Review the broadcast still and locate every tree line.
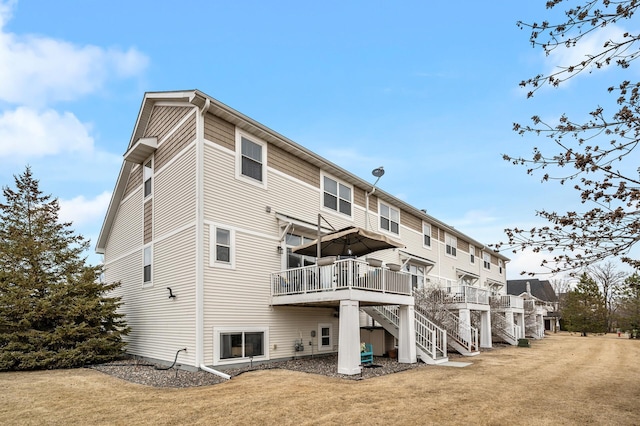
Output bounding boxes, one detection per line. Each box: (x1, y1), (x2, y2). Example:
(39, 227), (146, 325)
(553, 262), (640, 337)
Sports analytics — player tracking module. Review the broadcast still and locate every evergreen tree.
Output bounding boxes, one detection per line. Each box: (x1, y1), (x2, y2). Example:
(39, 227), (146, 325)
(616, 273), (640, 337)
(0, 167), (129, 370)
(562, 273), (607, 336)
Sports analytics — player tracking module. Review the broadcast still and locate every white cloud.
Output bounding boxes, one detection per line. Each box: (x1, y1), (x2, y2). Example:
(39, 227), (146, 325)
(59, 191), (111, 228)
(506, 249), (557, 279)
(544, 24), (628, 80)
(0, 1), (148, 106)
(450, 209), (498, 228)
(0, 106), (93, 158)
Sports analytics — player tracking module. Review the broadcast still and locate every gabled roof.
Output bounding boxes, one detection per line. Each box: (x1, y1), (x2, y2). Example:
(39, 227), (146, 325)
(96, 89), (512, 261)
(507, 279), (557, 302)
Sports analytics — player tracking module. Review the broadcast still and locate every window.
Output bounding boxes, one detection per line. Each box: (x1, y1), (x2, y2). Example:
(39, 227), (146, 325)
(445, 234), (457, 257)
(210, 225), (235, 268)
(143, 160), (153, 197)
(215, 228), (231, 263)
(380, 203), (399, 234)
(470, 245), (475, 264)
(499, 259), (503, 274)
(285, 233), (316, 268)
(483, 252), (491, 270)
(323, 176), (352, 216)
(220, 331), (265, 359)
(318, 324), (332, 350)
(143, 245), (152, 284)
(405, 263), (425, 290)
(423, 223), (431, 248)
(236, 131), (267, 185)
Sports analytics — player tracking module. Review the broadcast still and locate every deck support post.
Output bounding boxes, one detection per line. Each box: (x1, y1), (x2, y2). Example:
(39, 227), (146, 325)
(480, 310), (492, 348)
(397, 304), (417, 364)
(337, 300), (362, 375)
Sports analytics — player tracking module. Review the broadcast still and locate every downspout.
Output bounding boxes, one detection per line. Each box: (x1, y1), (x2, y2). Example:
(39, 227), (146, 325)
(365, 187), (376, 231)
(195, 98), (210, 369)
(200, 364), (231, 380)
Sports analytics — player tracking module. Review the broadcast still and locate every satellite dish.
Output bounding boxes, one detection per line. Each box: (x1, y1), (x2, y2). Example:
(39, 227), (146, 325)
(372, 166), (385, 178)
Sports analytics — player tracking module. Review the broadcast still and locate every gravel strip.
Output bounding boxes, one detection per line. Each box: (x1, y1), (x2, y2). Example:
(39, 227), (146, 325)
(89, 355), (431, 388)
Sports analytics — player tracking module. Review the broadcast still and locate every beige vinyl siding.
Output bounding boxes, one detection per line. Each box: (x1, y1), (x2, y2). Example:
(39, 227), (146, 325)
(109, 227), (197, 366)
(154, 146), (196, 238)
(104, 190), (142, 263)
(203, 145), (325, 233)
(268, 144), (320, 188)
(124, 165), (142, 198)
(202, 227), (339, 365)
(368, 194), (379, 214)
(103, 251), (141, 344)
(147, 226), (197, 366)
(155, 114), (196, 171)
(353, 187), (366, 209)
(400, 210), (421, 233)
(144, 105), (192, 141)
(458, 239), (470, 253)
(143, 199), (152, 244)
(267, 306), (340, 358)
(204, 112), (235, 151)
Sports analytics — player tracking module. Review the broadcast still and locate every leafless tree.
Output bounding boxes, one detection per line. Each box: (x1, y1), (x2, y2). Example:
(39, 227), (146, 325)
(588, 261), (627, 330)
(496, 1), (640, 274)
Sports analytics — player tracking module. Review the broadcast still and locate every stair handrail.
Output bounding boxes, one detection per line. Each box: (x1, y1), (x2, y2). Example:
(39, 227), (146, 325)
(415, 299), (478, 353)
(414, 309), (447, 359)
(371, 305), (447, 361)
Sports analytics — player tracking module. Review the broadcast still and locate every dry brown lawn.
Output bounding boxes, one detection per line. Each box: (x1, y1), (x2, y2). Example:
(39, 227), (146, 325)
(1, 332), (639, 425)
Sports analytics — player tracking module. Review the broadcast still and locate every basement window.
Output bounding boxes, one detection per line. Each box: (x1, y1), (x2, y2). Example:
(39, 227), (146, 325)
(217, 329), (267, 361)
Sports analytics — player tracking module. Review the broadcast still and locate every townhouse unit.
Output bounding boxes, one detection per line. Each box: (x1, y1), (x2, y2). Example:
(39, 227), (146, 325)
(96, 90), (512, 376)
(508, 279), (558, 337)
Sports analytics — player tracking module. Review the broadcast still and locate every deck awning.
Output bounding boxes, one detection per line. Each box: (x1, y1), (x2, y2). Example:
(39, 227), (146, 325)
(399, 251), (435, 274)
(485, 278), (504, 290)
(456, 268), (480, 285)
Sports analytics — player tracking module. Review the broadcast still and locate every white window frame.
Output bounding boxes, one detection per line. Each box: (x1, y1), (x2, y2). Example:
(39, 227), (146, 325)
(285, 233), (316, 269)
(379, 202), (400, 235)
(445, 233), (457, 257)
(499, 259), (504, 275)
(405, 263), (426, 290)
(143, 157), (153, 198)
(483, 252), (491, 270)
(321, 173), (353, 218)
(210, 224), (235, 269)
(470, 245), (475, 264)
(422, 222), (432, 248)
(318, 323), (333, 351)
(143, 244), (152, 287)
(213, 326), (269, 365)
(235, 130), (267, 188)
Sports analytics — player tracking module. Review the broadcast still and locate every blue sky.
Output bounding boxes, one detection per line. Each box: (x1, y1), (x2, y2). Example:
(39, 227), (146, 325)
(0, 0), (634, 279)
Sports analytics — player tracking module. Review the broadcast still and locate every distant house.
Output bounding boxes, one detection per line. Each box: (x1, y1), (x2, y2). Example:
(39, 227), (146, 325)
(97, 90), (513, 376)
(507, 279), (559, 335)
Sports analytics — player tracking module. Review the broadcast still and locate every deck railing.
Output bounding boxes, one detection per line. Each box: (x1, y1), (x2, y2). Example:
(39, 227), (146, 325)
(271, 259), (412, 297)
(427, 284), (490, 305)
(491, 294), (524, 309)
(371, 305), (447, 361)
